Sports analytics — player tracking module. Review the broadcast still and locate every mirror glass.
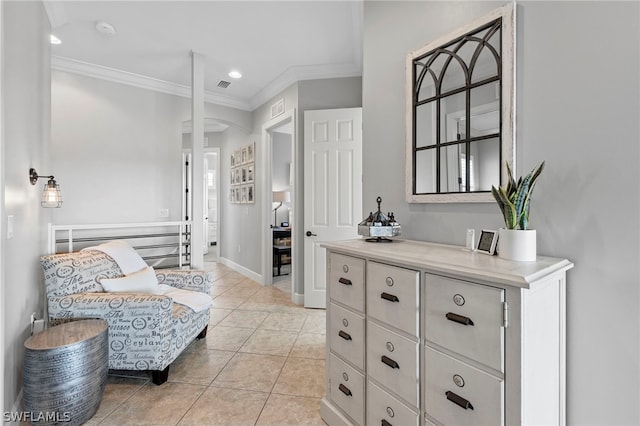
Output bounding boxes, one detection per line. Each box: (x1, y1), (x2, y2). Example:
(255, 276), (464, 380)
(406, 5), (514, 203)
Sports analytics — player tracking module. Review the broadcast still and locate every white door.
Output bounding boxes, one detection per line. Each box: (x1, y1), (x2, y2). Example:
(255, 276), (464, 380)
(304, 108), (363, 308)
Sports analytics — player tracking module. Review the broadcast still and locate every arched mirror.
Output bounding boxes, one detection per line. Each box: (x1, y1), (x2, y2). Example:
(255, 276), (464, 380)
(406, 4), (515, 203)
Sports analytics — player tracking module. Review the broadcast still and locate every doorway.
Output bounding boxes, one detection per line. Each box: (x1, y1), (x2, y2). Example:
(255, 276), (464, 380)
(204, 150), (220, 261)
(261, 109), (298, 303)
(182, 146), (220, 263)
(271, 123), (293, 292)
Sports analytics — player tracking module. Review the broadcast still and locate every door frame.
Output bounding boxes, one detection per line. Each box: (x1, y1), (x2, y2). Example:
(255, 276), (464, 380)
(261, 109), (297, 298)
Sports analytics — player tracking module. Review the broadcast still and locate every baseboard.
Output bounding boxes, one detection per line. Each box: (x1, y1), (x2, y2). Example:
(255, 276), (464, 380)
(293, 292), (304, 305)
(217, 257), (263, 283)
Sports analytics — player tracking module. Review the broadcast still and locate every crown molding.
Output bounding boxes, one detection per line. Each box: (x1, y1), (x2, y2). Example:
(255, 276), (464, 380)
(51, 56), (362, 113)
(248, 62), (362, 111)
(51, 56), (253, 111)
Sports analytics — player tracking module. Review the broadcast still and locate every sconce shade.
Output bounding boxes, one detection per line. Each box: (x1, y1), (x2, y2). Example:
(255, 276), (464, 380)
(29, 168), (62, 208)
(41, 179), (62, 208)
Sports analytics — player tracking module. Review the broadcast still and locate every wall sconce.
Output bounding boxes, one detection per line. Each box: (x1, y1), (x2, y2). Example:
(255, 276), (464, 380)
(29, 168), (62, 208)
(272, 190), (290, 227)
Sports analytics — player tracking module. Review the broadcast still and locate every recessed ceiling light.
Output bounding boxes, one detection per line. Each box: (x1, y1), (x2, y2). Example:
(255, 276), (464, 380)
(95, 21), (116, 37)
(50, 34), (62, 45)
(228, 71), (242, 79)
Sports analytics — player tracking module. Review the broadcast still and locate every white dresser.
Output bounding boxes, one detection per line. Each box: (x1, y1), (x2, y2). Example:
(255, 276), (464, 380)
(320, 239), (573, 426)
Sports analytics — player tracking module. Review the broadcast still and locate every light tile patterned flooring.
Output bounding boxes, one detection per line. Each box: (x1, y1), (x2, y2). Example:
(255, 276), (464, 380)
(86, 262), (327, 425)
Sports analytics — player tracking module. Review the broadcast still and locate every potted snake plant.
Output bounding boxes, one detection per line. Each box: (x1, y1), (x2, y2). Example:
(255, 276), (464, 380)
(491, 161), (545, 261)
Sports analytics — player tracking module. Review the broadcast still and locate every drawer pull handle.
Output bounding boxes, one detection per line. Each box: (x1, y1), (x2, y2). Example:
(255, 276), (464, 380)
(338, 383), (352, 397)
(381, 355), (399, 369)
(446, 312), (474, 326)
(338, 330), (352, 341)
(381, 292), (399, 302)
(381, 420), (393, 426)
(338, 277), (352, 286)
(446, 391), (474, 410)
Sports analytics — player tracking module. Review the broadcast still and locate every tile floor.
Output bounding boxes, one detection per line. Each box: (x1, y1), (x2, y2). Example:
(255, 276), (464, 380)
(86, 262), (327, 426)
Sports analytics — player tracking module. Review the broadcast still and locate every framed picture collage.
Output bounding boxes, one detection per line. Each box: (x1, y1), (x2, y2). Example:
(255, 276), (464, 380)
(230, 142), (255, 204)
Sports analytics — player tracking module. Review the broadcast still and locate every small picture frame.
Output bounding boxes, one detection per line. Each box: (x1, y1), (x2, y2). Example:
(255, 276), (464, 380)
(247, 143), (255, 163)
(240, 185), (248, 204)
(247, 164), (254, 183)
(234, 149), (241, 165)
(247, 184), (255, 203)
(241, 147), (248, 164)
(476, 229), (498, 255)
(241, 166), (248, 183)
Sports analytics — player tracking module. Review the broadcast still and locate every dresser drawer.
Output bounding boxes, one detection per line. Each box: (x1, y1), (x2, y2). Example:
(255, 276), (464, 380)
(367, 321), (419, 407)
(424, 273), (504, 372)
(329, 354), (365, 426)
(329, 302), (365, 370)
(424, 346), (503, 426)
(367, 380), (419, 426)
(329, 253), (365, 312)
(367, 261), (420, 336)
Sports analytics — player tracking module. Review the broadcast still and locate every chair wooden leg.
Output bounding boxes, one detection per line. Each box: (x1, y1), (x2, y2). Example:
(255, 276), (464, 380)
(197, 325), (208, 339)
(152, 366), (170, 385)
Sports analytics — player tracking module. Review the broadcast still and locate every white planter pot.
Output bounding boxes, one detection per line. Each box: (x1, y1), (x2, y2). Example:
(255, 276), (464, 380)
(498, 228), (537, 261)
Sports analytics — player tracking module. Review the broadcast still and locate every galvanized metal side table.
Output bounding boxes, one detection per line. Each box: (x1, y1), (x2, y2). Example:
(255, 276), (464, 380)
(23, 319), (108, 425)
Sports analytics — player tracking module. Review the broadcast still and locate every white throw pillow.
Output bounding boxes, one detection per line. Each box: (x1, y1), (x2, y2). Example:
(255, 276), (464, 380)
(100, 266), (160, 294)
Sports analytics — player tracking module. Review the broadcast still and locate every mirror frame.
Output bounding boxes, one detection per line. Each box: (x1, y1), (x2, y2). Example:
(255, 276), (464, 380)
(405, 3), (515, 203)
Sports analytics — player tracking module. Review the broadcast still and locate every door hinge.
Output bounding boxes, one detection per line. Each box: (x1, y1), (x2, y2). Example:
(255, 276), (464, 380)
(502, 301), (509, 328)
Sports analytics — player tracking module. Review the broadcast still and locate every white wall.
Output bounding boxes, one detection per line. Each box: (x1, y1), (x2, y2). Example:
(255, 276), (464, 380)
(52, 71), (254, 275)
(2, 0), (51, 412)
(363, 1), (640, 424)
(52, 71), (186, 224)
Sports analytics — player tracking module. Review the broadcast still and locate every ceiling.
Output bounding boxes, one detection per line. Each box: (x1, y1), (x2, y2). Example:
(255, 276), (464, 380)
(45, 1), (363, 111)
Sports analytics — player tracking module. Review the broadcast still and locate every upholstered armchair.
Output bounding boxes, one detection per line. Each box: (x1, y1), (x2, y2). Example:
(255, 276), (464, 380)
(40, 246), (212, 385)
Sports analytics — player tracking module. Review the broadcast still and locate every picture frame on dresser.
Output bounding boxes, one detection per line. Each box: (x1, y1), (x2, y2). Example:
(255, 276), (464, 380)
(477, 229), (498, 255)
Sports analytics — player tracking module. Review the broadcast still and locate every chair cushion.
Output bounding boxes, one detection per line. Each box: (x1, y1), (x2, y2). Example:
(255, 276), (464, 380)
(101, 266), (160, 294)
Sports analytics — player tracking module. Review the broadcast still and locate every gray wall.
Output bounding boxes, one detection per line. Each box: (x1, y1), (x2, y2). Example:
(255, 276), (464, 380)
(2, 0), (51, 412)
(363, 1), (639, 424)
(217, 129), (258, 272)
